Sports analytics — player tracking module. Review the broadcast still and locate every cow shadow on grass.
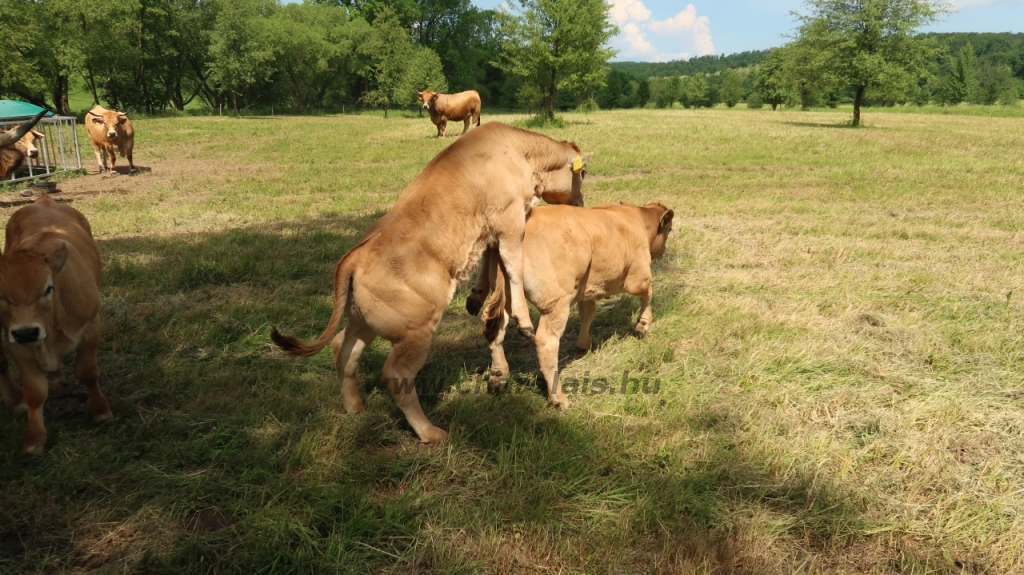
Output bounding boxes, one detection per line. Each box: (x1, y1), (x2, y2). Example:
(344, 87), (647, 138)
(0, 214), (917, 574)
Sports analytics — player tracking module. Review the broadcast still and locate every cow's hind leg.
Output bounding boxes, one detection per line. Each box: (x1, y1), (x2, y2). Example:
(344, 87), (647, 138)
(577, 300), (597, 351)
(466, 248), (494, 316)
(461, 117), (471, 134)
(75, 319), (112, 422)
(485, 293), (512, 393)
(331, 319), (376, 414)
(382, 338), (447, 444)
(535, 298), (573, 409)
(123, 142), (136, 174)
(494, 219), (536, 339)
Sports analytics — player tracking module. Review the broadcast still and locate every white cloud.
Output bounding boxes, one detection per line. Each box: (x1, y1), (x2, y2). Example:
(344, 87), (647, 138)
(607, 1), (715, 62)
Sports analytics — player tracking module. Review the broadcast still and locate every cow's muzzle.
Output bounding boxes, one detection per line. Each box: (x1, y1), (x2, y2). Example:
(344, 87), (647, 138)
(10, 326), (42, 345)
(26, 149), (38, 158)
(106, 131), (117, 139)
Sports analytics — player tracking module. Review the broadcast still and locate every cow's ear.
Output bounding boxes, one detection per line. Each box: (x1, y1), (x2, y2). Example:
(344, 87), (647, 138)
(91, 117), (104, 124)
(659, 209), (674, 232)
(117, 114), (128, 124)
(45, 242), (68, 275)
(31, 130), (44, 139)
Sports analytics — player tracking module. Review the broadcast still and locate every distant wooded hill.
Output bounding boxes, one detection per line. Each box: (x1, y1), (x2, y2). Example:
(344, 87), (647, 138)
(610, 32), (1024, 80)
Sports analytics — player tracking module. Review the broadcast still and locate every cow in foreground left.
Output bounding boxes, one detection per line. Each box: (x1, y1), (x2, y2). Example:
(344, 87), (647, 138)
(0, 194), (111, 455)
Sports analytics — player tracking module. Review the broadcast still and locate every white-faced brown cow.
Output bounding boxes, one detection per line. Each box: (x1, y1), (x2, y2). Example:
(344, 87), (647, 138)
(86, 105), (135, 175)
(272, 122), (591, 444)
(0, 194), (110, 455)
(416, 89), (482, 138)
(0, 125), (44, 180)
(479, 202), (674, 408)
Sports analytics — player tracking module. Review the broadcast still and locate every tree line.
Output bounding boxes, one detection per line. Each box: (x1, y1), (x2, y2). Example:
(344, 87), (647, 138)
(2, 0), (1020, 118)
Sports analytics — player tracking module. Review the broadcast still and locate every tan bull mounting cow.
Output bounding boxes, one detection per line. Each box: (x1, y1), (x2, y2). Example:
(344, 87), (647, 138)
(416, 89), (482, 138)
(272, 122), (592, 444)
(86, 105), (136, 175)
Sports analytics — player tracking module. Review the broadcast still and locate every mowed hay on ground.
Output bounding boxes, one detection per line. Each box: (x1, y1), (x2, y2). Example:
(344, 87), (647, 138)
(0, 109), (1022, 574)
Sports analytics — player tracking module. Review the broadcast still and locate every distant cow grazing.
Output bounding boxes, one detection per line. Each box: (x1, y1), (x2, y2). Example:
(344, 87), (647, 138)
(86, 105), (135, 175)
(0, 195), (111, 455)
(416, 89), (481, 138)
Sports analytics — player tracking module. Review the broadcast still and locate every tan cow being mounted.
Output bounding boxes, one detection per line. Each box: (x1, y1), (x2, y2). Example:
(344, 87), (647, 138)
(478, 202), (675, 409)
(0, 195), (111, 455)
(416, 89), (481, 138)
(86, 105), (135, 175)
(272, 122), (592, 444)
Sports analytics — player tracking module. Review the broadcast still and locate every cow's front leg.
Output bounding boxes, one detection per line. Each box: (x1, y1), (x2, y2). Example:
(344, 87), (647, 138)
(577, 300), (597, 351)
(107, 147), (118, 176)
(628, 278), (654, 338)
(94, 147), (107, 173)
(438, 119), (447, 138)
(15, 362), (48, 455)
(494, 226), (535, 339)
(75, 320), (112, 422)
(466, 248), (493, 316)
(0, 345), (25, 416)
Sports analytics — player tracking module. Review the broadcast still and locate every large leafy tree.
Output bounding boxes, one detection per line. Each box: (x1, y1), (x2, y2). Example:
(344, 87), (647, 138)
(207, 0), (277, 116)
(753, 49), (790, 110)
(719, 68), (744, 108)
(792, 0), (946, 126)
(494, 0), (617, 119)
(361, 6), (413, 117)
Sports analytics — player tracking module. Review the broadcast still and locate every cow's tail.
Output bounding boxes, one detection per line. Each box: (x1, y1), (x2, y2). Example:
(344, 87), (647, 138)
(476, 109), (482, 127)
(271, 255), (354, 357)
(482, 253), (506, 343)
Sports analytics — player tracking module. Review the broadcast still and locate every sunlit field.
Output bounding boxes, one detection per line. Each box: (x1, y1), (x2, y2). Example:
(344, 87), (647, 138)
(1, 107), (1023, 574)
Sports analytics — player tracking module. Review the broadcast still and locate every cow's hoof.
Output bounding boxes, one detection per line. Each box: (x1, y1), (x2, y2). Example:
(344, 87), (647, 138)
(549, 395), (571, 410)
(466, 297), (483, 316)
(632, 323), (649, 339)
(517, 326), (535, 340)
(92, 409), (113, 423)
(417, 426), (448, 444)
(488, 369), (507, 393)
(23, 441), (45, 456)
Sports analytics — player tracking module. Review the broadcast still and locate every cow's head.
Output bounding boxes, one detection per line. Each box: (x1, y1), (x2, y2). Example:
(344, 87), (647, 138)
(536, 145), (592, 208)
(6, 125), (44, 159)
(416, 90), (438, 110)
(88, 110), (128, 139)
(642, 203), (674, 259)
(0, 241), (68, 346)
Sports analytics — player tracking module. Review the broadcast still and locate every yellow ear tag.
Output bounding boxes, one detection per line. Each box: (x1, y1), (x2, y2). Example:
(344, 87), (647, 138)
(572, 154), (583, 173)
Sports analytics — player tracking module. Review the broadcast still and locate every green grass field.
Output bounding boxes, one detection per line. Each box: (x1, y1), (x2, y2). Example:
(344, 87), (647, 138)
(1, 108), (1023, 574)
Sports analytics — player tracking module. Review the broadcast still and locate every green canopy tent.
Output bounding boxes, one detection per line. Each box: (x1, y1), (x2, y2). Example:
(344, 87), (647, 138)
(0, 100), (82, 184)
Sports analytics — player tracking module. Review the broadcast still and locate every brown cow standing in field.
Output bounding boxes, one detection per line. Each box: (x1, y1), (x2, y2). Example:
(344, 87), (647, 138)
(86, 105), (135, 175)
(0, 195), (111, 455)
(416, 89), (481, 138)
(272, 122), (591, 444)
(479, 202), (674, 409)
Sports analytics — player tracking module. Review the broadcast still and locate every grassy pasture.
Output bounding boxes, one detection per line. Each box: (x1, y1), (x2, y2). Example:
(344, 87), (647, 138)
(1, 108), (1023, 574)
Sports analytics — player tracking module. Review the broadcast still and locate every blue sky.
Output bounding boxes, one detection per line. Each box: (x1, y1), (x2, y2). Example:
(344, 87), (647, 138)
(471, 1), (1024, 62)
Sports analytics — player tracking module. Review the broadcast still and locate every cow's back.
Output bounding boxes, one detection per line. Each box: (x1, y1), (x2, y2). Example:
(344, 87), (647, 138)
(6, 197), (101, 291)
(434, 90), (481, 121)
(522, 205), (650, 307)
